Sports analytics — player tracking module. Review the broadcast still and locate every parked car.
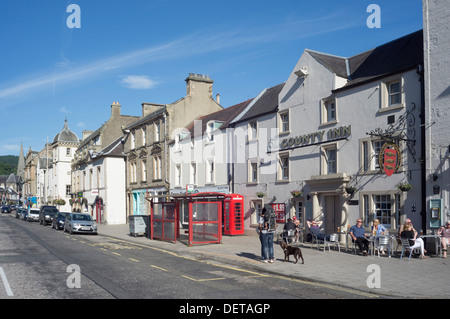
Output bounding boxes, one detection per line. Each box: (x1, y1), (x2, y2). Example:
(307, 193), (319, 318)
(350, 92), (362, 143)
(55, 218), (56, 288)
(15, 207), (26, 218)
(52, 212), (70, 230)
(39, 206), (59, 226)
(1, 205), (11, 214)
(64, 213), (98, 235)
(19, 209), (28, 221)
(27, 208), (40, 222)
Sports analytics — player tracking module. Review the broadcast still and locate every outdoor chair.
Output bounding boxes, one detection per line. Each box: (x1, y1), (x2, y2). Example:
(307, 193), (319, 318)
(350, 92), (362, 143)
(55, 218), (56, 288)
(375, 235), (390, 258)
(282, 229), (296, 245)
(400, 238), (420, 261)
(324, 233), (340, 252)
(310, 231), (327, 251)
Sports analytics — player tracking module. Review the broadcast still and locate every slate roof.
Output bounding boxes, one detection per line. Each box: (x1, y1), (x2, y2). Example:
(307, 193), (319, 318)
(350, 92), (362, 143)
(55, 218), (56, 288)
(306, 29), (423, 93)
(185, 99), (252, 137)
(231, 82), (285, 125)
(53, 119), (79, 144)
(93, 136), (125, 158)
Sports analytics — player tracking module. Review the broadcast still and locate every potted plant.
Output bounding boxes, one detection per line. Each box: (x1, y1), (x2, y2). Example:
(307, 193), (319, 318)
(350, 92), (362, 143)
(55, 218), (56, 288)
(290, 190), (302, 198)
(397, 182), (412, 192)
(53, 199), (66, 206)
(256, 192), (265, 198)
(345, 186), (357, 195)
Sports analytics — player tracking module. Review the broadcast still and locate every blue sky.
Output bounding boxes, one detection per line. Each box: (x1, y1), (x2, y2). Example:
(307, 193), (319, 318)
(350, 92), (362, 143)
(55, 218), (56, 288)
(0, 0), (423, 156)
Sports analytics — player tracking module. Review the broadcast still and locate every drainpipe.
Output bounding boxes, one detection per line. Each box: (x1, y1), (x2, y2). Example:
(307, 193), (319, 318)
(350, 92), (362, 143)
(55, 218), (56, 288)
(418, 64), (427, 233)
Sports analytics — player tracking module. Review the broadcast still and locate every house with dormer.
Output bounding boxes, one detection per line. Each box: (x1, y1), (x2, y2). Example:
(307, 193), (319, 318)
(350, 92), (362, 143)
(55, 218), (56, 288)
(71, 102), (139, 224)
(123, 73), (223, 216)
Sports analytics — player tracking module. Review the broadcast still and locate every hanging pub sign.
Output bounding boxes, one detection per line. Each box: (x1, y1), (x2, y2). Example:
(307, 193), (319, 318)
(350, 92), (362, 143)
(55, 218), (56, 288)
(379, 143), (401, 176)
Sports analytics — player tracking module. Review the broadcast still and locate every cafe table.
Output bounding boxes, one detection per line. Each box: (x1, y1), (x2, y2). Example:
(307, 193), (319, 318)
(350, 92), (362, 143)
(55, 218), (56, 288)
(420, 234), (442, 257)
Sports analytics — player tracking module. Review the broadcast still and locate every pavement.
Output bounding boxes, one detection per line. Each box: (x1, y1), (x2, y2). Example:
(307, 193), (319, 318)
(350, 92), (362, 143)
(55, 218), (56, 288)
(97, 223), (450, 299)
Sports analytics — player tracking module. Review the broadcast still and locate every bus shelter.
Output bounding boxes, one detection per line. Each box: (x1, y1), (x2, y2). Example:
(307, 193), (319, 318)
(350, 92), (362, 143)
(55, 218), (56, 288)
(147, 192), (231, 246)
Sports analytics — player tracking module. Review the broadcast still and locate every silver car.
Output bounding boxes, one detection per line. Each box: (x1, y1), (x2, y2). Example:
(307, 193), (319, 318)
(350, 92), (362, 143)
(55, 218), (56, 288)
(64, 213), (98, 235)
(27, 208), (40, 222)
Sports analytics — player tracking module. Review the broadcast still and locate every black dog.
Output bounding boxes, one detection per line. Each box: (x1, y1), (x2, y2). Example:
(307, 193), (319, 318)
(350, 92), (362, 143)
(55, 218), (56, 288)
(280, 241), (304, 264)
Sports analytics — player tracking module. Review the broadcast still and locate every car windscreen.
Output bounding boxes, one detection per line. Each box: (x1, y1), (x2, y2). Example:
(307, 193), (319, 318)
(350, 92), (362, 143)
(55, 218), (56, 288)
(72, 214), (93, 221)
(43, 209), (59, 214)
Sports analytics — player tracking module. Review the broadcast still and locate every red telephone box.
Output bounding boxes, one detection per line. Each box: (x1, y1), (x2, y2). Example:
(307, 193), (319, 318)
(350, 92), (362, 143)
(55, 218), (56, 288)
(223, 194), (244, 235)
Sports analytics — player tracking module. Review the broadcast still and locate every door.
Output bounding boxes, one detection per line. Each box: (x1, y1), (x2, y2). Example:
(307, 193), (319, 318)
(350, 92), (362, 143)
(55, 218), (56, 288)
(151, 202), (178, 243)
(325, 195), (341, 234)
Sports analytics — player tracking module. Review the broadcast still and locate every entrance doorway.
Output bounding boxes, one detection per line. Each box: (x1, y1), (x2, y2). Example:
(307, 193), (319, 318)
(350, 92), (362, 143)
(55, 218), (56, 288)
(324, 195), (341, 234)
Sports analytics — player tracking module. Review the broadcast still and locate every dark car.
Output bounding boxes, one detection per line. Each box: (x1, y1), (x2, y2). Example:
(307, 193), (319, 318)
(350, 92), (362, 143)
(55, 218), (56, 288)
(52, 212), (70, 230)
(19, 210), (28, 221)
(39, 206), (59, 226)
(1, 205), (11, 214)
(15, 207), (26, 218)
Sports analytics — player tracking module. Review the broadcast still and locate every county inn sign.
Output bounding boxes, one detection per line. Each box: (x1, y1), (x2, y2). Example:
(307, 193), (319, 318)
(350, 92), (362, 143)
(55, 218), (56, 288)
(279, 125), (352, 150)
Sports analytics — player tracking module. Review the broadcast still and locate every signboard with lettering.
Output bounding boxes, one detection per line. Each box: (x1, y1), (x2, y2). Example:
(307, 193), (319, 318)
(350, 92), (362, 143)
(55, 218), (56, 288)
(270, 203), (286, 223)
(278, 125), (352, 150)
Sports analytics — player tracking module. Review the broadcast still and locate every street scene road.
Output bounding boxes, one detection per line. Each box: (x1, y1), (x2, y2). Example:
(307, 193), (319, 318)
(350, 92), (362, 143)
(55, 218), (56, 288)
(0, 214), (376, 300)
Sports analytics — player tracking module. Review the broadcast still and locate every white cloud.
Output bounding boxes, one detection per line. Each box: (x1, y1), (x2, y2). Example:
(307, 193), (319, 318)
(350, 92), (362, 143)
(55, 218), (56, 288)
(120, 75), (158, 90)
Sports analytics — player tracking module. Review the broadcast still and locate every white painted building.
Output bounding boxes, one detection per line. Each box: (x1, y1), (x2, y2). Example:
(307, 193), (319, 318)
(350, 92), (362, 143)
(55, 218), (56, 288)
(233, 30), (424, 236)
(169, 100), (250, 225)
(423, 0), (450, 228)
(47, 119), (80, 212)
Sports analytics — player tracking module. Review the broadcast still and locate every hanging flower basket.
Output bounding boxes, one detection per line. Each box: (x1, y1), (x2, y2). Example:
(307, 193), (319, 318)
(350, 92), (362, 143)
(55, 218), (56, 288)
(345, 187), (357, 195)
(53, 199), (66, 206)
(397, 182), (412, 192)
(290, 190), (303, 198)
(256, 192), (265, 198)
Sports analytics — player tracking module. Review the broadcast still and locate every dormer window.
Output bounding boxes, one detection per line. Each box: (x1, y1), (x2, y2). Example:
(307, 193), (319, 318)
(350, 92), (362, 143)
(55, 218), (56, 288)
(206, 121), (223, 142)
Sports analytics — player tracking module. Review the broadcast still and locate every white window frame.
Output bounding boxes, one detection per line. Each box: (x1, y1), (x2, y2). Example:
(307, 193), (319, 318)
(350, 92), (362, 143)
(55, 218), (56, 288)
(361, 138), (403, 174)
(153, 156), (162, 180)
(141, 160), (147, 182)
(380, 76), (405, 112)
(247, 159), (259, 184)
(321, 144), (337, 175)
(360, 191), (401, 229)
(142, 127), (147, 146)
(321, 98), (337, 125)
(277, 152), (290, 182)
(175, 164), (181, 187)
(131, 131), (136, 149)
(207, 159), (215, 184)
(248, 121), (258, 141)
(154, 121), (160, 143)
(190, 162), (197, 185)
(278, 110), (290, 135)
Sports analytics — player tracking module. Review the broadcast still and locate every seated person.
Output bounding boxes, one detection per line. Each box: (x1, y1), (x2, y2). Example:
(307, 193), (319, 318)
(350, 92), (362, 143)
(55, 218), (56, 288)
(371, 219), (387, 255)
(437, 221), (450, 258)
(306, 220), (330, 241)
(283, 218), (296, 242)
(399, 222), (427, 259)
(350, 219), (370, 256)
(293, 216), (301, 242)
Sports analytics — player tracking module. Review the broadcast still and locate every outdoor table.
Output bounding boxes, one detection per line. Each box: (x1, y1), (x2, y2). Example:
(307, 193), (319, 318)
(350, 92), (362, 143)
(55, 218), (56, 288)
(368, 235), (395, 257)
(420, 235), (442, 257)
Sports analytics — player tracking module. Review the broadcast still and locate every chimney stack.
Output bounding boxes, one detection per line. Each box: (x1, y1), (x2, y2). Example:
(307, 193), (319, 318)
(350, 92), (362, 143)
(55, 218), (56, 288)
(142, 103), (164, 117)
(185, 73), (214, 97)
(111, 101), (121, 118)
